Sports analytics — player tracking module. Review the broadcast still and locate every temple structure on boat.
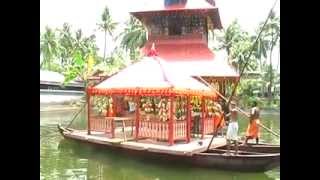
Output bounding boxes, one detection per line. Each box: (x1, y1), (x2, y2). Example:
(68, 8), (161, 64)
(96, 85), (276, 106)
(87, 55), (219, 145)
(83, 0), (237, 147)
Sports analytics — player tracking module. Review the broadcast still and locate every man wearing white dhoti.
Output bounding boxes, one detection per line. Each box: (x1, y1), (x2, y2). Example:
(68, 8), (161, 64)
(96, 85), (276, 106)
(225, 101), (239, 156)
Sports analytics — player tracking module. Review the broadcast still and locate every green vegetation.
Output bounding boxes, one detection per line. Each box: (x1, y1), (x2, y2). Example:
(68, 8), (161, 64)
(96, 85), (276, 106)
(213, 11), (280, 108)
(40, 6), (280, 109)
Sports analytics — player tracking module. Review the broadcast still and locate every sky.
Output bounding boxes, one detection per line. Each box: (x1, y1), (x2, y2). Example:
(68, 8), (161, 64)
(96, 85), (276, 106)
(40, 0), (280, 70)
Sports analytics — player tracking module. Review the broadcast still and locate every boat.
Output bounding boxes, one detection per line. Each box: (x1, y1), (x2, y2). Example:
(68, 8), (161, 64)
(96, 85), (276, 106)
(58, 125), (279, 172)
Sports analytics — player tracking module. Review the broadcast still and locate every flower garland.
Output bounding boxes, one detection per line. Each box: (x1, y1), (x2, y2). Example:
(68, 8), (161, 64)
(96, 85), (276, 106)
(158, 98), (168, 122)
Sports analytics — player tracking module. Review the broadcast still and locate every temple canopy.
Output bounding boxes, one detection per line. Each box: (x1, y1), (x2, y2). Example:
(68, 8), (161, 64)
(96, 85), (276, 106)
(89, 56), (217, 98)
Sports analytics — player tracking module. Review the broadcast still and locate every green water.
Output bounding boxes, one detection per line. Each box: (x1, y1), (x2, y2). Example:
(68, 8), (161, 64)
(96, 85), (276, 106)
(40, 107), (280, 180)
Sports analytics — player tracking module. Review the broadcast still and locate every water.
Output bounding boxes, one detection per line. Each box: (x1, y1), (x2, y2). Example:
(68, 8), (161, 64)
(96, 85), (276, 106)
(40, 106), (280, 180)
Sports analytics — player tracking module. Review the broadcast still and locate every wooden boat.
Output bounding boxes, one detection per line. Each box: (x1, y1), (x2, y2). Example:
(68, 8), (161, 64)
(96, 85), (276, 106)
(58, 125), (280, 172)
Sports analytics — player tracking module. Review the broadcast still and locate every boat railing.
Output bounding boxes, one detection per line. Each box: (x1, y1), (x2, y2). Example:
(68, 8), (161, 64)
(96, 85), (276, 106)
(203, 117), (214, 135)
(173, 120), (187, 140)
(89, 115), (113, 135)
(138, 119), (188, 142)
(139, 120), (169, 140)
(89, 115), (213, 141)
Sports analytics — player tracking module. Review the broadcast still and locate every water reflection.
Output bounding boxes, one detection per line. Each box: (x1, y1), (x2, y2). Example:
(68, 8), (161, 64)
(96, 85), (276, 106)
(40, 107), (280, 180)
(57, 139), (275, 180)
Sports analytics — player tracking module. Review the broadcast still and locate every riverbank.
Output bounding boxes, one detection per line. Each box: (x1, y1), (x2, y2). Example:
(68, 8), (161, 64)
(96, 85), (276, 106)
(40, 104), (80, 112)
(238, 97), (280, 112)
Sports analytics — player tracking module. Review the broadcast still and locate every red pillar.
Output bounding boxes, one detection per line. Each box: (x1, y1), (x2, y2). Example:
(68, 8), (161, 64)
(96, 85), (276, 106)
(87, 93), (91, 135)
(111, 118), (115, 138)
(135, 96), (140, 140)
(186, 96), (191, 143)
(222, 80), (226, 96)
(218, 81), (222, 94)
(112, 95), (117, 116)
(168, 96), (174, 145)
(201, 97), (205, 139)
(111, 96), (116, 138)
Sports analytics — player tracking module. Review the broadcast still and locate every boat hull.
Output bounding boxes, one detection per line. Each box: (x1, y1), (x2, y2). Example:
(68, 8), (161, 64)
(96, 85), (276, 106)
(58, 125), (279, 172)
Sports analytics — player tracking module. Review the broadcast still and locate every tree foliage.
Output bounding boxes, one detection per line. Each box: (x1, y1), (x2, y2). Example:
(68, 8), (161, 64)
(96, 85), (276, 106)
(118, 16), (147, 61)
(213, 13), (280, 107)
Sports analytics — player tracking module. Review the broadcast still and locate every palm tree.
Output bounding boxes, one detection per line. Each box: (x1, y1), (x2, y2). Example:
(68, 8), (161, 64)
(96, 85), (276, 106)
(252, 33), (269, 72)
(40, 26), (58, 70)
(82, 34), (99, 57)
(97, 6), (118, 62)
(214, 20), (258, 72)
(118, 16), (147, 61)
(57, 23), (74, 67)
(263, 11), (280, 103)
(217, 20), (247, 55)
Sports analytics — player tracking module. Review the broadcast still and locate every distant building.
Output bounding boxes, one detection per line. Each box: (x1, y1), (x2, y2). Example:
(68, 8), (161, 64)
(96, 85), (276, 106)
(40, 70), (84, 91)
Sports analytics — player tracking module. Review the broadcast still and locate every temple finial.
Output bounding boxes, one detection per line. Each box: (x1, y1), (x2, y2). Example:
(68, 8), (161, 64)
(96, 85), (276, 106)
(148, 42), (158, 57)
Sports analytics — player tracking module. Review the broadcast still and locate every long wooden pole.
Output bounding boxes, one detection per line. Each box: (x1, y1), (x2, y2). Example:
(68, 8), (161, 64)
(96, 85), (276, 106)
(66, 103), (86, 129)
(87, 94), (91, 135)
(225, 0), (279, 108)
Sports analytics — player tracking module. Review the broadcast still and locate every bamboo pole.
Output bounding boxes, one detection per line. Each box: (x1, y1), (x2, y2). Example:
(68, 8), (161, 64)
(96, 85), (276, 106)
(225, 0), (279, 108)
(66, 103), (86, 129)
(87, 94), (91, 135)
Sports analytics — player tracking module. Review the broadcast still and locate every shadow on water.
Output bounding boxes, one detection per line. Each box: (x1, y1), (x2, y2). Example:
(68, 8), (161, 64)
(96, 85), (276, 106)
(40, 109), (280, 180)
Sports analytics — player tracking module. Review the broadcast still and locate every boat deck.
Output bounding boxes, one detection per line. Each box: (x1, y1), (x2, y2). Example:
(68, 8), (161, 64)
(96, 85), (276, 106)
(64, 130), (227, 156)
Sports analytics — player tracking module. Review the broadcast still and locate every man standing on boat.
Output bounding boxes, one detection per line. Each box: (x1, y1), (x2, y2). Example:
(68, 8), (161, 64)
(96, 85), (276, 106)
(244, 101), (261, 145)
(225, 101), (239, 156)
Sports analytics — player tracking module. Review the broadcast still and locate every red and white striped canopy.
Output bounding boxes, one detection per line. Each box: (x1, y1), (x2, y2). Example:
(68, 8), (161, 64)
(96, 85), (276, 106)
(88, 56), (217, 98)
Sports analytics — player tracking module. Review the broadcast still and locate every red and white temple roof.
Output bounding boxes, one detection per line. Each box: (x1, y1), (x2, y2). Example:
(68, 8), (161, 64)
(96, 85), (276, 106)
(141, 41), (239, 79)
(89, 56), (217, 98)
